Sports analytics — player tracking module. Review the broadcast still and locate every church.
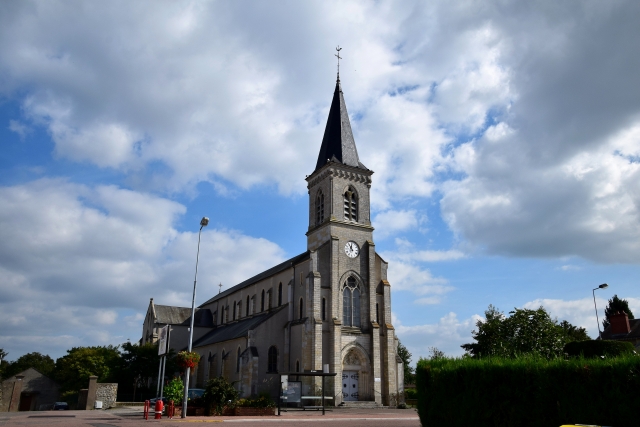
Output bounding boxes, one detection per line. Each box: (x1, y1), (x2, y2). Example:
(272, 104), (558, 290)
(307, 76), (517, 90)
(142, 74), (403, 407)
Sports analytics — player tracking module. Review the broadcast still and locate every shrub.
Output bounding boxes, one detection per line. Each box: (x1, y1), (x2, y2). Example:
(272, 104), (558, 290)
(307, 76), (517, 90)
(563, 340), (635, 358)
(404, 388), (417, 399)
(416, 354), (640, 427)
(202, 377), (239, 415)
(236, 393), (276, 408)
(164, 377), (184, 405)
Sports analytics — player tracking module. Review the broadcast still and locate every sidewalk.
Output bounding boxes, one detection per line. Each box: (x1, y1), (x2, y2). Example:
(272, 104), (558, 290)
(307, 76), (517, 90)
(0, 407), (421, 427)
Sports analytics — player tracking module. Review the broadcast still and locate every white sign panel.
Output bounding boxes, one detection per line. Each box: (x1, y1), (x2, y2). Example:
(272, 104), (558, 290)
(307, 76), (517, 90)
(158, 325), (168, 356)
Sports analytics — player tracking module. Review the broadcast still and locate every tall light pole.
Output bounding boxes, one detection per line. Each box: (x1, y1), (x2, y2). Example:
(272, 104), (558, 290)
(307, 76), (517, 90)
(592, 283), (608, 340)
(182, 216), (208, 418)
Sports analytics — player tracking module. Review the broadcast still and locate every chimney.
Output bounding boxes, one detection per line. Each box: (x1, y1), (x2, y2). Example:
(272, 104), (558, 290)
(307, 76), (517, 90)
(610, 311), (631, 334)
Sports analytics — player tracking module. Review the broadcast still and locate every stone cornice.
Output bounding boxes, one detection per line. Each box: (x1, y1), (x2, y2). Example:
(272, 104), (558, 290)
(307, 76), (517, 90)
(306, 162), (373, 189)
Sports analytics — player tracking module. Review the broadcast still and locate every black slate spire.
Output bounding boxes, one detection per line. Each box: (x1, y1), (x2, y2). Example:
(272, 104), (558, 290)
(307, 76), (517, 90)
(314, 77), (365, 172)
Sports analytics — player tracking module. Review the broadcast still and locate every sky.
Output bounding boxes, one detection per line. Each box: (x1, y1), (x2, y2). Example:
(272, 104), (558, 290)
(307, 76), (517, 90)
(1, 0), (640, 365)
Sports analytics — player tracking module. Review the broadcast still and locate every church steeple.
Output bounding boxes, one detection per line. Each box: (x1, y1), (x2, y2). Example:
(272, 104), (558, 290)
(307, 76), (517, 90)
(314, 78), (367, 172)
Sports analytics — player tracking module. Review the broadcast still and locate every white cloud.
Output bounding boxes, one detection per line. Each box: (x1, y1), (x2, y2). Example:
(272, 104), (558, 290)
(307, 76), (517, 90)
(8, 120), (31, 139)
(373, 209), (419, 239)
(0, 178), (286, 358)
(393, 312), (481, 362)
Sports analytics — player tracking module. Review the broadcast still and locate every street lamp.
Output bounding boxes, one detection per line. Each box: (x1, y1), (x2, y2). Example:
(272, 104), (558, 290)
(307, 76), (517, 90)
(592, 283), (608, 340)
(182, 216), (209, 418)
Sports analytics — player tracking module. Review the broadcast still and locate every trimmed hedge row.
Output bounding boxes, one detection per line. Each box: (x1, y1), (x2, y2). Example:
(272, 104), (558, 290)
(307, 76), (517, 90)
(416, 354), (640, 427)
(564, 339), (635, 358)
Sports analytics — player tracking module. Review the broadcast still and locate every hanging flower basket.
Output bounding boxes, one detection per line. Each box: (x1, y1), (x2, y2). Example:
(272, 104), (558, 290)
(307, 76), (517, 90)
(176, 351), (201, 369)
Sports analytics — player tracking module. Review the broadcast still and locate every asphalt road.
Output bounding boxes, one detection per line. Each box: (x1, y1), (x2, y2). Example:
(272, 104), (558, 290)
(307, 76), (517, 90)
(0, 407), (421, 427)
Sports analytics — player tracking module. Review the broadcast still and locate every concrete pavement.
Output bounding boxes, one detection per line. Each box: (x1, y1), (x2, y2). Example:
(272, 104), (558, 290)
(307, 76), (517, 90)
(0, 407), (421, 427)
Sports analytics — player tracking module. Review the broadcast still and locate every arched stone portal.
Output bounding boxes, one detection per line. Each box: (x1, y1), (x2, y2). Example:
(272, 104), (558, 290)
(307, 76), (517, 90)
(342, 347), (371, 401)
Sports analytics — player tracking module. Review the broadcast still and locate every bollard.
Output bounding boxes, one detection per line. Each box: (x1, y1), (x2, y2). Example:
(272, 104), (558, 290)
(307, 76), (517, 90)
(154, 399), (163, 419)
(143, 400), (149, 420)
(167, 400), (174, 419)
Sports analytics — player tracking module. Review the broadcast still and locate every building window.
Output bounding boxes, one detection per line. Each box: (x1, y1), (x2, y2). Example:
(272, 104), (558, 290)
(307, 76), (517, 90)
(322, 298), (326, 321)
(225, 306), (229, 323)
(261, 290), (265, 312)
(316, 191), (325, 225)
(252, 295), (256, 314)
(246, 296), (250, 316)
(233, 303), (237, 321)
(343, 187), (358, 221)
(296, 360), (300, 372)
(220, 307), (224, 324)
(237, 347), (242, 373)
(376, 303), (379, 324)
(278, 282), (282, 306)
(342, 276), (361, 327)
(267, 346), (278, 373)
(299, 297), (304, 319)
(213, 311), (217, 326)
(238, 302), (242, 319)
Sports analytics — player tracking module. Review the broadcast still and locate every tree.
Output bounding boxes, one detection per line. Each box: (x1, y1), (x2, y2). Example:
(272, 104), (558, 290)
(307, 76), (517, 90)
(461, 305), (586, 359)
(0, 348), (7, 379)
(1, 352), (55, 380)
(53, 346), (121, 392)
(397, 340), (415, 385)
(118, 341), (178, 400)
(603, 294), (634, 329)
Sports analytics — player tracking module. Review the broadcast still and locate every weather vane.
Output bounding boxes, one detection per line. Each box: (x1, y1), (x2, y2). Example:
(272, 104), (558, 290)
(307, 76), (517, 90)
(335, 46), (342, 77)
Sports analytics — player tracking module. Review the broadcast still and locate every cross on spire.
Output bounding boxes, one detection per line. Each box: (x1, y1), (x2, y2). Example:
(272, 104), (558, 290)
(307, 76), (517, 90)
(335, 46), (342, 78)
(218, 283), (222, 294)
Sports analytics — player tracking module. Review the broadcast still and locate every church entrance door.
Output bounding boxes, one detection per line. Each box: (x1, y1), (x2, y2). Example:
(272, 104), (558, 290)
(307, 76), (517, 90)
(342, 371), (359, 401)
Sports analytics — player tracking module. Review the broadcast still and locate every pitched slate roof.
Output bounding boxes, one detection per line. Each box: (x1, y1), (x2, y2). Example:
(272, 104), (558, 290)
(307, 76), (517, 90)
(154, 305), (213, 327)
(314, 78), (367, 172)
(192, 305), (286, 348)
(200, 251), (310, 307)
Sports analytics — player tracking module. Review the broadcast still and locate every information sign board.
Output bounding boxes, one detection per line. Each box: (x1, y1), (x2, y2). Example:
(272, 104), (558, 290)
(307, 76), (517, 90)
(158, 325), (168, 355)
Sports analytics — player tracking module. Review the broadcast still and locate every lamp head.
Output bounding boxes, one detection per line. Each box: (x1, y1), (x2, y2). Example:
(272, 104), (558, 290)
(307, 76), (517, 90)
(200, 217), (209, 227)
(599, 283), (608, 289)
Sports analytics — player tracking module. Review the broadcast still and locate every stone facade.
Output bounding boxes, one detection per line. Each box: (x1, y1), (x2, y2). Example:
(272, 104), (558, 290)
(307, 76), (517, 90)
(0, 368), (60, 412)
(143, 76), (402, 406)
(96, 383), (118, 409)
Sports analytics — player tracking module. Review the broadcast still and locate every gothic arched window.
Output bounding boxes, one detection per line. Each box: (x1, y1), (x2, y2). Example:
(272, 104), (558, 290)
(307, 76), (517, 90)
(316, 191), (325, 225)
(343, 187), (358, 221)
(233, 302), (237, 321)
(237, 347), (242, 373)
(261, 290), (265, 312)
(299, 297), (304, 319)
(246, 296), (250, 316)
(322, 297), (326, 321)
(342, 276), (361, 328)
(278, 282), (282, 306)
(225, 305), (229, 323)
(267, 346), (278, 373)
(220, 306), (224, 324)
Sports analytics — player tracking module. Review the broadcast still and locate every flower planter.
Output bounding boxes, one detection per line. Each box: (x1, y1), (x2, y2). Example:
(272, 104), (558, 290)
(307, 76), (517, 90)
(187, 406), (205, 416)
(232, 407), (276, 416)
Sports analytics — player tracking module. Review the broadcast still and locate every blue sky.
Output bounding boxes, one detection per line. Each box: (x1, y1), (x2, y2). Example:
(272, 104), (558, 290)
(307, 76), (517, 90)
(1, 0), (640, 364)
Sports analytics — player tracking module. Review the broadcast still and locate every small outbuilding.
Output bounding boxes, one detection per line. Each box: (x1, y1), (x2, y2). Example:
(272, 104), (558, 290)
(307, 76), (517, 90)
(0, 368), (60, 411)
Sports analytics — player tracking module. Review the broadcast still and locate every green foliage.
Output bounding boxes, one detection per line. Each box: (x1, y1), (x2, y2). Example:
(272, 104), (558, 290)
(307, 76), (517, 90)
(564, 340), (635, 358)
(202, 376), (239, 415)
(462, 305), (588, 359)
(603, 294), (634, 329)
(416, 354), (640, 427)
(404, 387), (417, 399)
(1, 352), (55, 380)
(164, 377), (184, 405)
(236, 393), (276, 408)
(397, 340), (415, 384)
(53, 345), (121, 392)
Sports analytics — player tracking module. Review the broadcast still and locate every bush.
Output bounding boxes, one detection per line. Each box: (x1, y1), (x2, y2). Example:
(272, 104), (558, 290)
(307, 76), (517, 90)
(202, 377), (239, 415)
(404, 388), (417, 399)
(164, 377), (184, 405)
(563, 340), (635, 358)
(236, 393), (276, 408)
(416, 354), (640, 427)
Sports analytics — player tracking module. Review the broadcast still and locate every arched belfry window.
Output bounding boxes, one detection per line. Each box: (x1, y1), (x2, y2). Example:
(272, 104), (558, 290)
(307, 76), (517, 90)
(342, 276), (361, 328)
(316, 191), (325, 225)
(343, 187), (358, 221)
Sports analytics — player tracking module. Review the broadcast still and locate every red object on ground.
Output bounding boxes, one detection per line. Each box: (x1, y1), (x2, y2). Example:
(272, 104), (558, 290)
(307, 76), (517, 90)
(154, 399), (163, 419)
(143, 400), (149, 420)
(167, 400), (175, 419)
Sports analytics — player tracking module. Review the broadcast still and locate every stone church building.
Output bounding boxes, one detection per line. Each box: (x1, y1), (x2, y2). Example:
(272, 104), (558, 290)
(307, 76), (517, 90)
(142, 76), (403, 406)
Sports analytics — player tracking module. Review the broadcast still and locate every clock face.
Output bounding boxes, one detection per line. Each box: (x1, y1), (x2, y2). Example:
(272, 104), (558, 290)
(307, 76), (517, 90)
(344, 241), (360, 258)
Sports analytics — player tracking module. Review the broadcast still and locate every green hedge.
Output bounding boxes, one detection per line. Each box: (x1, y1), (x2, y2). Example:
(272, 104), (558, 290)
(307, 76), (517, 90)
(416, 355), (640, 427)
(563, 339), (635, 358)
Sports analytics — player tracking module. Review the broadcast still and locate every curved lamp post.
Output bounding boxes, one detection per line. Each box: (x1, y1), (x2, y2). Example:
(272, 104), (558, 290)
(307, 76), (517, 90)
(592, 283), (608, 340)
(182, 217), (209, 418)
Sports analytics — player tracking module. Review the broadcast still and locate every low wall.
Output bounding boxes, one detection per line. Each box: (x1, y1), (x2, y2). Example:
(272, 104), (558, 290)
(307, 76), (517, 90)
(96, 383), (118, 409)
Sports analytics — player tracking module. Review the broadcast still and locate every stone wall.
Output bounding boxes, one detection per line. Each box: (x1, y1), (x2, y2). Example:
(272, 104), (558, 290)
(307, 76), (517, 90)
(96, 383), (118, 409)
